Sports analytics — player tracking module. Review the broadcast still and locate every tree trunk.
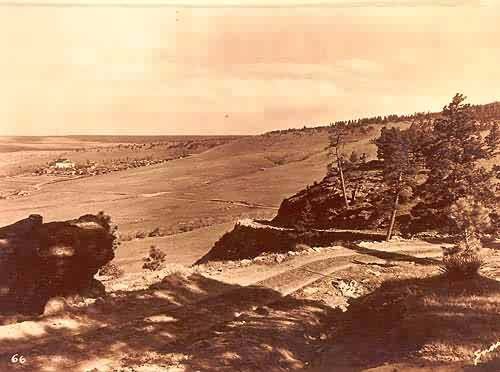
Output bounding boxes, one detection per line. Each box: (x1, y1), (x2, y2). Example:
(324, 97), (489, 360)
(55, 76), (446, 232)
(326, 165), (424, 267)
(386, 171), (404, 241)
(386, 191), (399, 241)
(351, 184), (360, 203)
(336, 148), (349, 208)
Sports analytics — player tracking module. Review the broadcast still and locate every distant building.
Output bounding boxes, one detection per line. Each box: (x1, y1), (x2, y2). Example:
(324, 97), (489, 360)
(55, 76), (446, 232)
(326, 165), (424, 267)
(54, 159), (75, 169)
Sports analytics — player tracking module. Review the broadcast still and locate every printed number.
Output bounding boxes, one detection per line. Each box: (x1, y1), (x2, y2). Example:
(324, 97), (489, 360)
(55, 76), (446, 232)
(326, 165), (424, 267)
(11, 354), (26, 364)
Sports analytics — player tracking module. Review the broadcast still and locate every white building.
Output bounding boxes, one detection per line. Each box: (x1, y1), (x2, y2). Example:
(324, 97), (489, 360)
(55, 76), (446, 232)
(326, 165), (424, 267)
(54, 159), (75, 169)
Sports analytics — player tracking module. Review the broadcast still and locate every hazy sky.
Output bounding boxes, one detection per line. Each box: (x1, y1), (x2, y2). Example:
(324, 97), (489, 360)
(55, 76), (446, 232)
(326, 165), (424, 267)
(0, 0), (498, 135)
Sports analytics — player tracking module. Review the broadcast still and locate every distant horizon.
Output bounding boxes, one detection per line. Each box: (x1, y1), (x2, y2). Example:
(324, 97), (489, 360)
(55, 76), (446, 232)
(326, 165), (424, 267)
(0, 134), (249, 138)
(1, 97), (498, 137)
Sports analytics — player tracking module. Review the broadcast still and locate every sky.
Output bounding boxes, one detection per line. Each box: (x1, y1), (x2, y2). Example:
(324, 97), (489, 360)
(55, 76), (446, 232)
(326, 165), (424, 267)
(0, 0), (498, 135)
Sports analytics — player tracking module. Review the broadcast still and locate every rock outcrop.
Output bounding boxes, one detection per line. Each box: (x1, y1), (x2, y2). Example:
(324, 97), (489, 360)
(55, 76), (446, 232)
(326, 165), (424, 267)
(272, 161), (386, 230)
(0, 213), (116, 314)
(195, 219), (299, 264)
(195, 219), (384, 264)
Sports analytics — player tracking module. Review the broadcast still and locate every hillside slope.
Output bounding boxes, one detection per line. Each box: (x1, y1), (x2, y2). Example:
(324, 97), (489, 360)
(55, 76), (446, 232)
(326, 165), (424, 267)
(0, 124), (398, 273)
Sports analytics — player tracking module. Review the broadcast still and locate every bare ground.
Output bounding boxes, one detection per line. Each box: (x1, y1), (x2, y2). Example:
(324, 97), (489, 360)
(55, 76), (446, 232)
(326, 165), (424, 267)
(2, 239), (498, 372)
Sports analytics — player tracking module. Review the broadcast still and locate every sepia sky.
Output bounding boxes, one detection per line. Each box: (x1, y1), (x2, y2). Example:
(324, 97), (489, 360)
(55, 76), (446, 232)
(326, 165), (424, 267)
(0, 0), (499, 135)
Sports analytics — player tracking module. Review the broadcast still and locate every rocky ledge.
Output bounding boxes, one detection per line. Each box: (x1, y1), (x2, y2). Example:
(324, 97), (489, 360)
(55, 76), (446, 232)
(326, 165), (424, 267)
(0, 213), (116, 314)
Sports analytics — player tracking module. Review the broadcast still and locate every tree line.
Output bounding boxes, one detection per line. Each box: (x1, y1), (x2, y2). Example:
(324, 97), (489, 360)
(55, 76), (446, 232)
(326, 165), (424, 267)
(328, 94), (499, 278)
(267, 100), (500, 137)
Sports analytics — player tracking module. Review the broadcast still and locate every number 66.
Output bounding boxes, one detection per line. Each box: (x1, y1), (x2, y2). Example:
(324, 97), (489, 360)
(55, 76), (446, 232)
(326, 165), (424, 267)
(11, 354), (26, 364)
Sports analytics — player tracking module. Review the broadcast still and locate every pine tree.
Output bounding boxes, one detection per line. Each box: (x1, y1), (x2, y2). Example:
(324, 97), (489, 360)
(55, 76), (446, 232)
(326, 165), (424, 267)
(349, 150), (360, 164)
(414, 94), (498, 233)
(486, 121), (500, 157)
(374, 127), (419, 240)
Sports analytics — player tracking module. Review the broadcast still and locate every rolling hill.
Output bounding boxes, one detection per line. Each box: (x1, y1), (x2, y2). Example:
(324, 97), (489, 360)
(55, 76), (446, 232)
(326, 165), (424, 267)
(0, 123), (393, 272)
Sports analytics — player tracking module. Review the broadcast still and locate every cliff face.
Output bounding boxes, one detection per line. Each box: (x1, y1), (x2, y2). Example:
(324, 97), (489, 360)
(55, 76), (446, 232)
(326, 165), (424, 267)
(196, 218), (386, 264)
(0, 214), (116, 314)
(272, 161), (386, 230)
(195, 219), (300, 264)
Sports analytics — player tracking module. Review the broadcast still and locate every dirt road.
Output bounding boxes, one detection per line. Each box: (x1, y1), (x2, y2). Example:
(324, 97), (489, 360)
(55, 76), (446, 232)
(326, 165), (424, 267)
(0, 240), (444, 372)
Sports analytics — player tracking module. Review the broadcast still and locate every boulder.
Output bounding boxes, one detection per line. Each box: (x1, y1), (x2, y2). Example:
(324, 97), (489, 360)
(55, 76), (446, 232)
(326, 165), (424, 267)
(0, 214), (116, 314)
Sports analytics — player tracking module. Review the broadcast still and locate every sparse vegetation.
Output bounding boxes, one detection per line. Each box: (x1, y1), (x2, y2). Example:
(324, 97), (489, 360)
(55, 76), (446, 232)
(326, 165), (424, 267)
(98, 262), (124, 279)
(135, 231), (147, 240)
(142, 245), (167, 271)
(148, 227), (163, 237)
(441, 236), (484, 279)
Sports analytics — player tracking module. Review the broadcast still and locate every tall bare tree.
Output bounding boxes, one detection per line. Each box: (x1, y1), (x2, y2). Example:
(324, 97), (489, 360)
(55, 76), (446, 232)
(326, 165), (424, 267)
(375, 127), (419, 241)
(327, 122), (350, 208)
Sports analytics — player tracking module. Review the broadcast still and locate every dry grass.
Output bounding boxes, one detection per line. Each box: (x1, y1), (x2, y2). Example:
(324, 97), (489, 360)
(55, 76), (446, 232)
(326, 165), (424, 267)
(441, 248), (485, 279)
(318, 272), (500, 369)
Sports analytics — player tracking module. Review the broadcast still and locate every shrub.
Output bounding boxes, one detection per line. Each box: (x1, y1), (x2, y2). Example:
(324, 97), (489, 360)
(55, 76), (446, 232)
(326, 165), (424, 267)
(439, 197), (493, 279)
(135, 231), (147, 239)
(142, 245), (166, 271)
(148, 227), (163, 237)
(99, 262), (124, 279)
(441, 236), (484, 279)
(120, 233), (133, 242)
(448, 197), (492, 237)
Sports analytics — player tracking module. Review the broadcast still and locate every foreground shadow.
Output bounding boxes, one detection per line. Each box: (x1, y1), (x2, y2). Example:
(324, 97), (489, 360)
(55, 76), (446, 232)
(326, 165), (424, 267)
(1, 271), (498, 371)
(344, 241), (441, 266)
(0, 272), (335, 372)
(483, 240), (500, 250)
(314, 273), (500, 371)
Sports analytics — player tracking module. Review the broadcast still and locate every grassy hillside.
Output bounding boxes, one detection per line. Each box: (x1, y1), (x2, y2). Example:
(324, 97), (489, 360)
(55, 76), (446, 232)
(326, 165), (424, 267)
(0, 124), (398, 271)
(2, 114), (489, 271)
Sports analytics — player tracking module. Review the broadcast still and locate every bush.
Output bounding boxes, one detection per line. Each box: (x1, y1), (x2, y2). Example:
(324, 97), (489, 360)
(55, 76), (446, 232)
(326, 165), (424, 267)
(441, 236), (484, 279)
(135, 231), (147, 239)
(148, 227), (163, 237)
(99, 262), (124, 279)
(448, 197), (492, 237)
(142, 245), (166, 271)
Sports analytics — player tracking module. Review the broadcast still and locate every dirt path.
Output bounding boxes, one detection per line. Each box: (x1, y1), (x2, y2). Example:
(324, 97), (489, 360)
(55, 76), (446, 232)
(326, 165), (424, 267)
(0, 241), (444, 371)
(207, 248), (354, 286)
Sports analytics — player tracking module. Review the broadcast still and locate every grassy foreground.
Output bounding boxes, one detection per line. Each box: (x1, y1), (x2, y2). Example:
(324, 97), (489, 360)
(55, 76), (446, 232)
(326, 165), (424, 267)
(311, 245), (500, 371)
